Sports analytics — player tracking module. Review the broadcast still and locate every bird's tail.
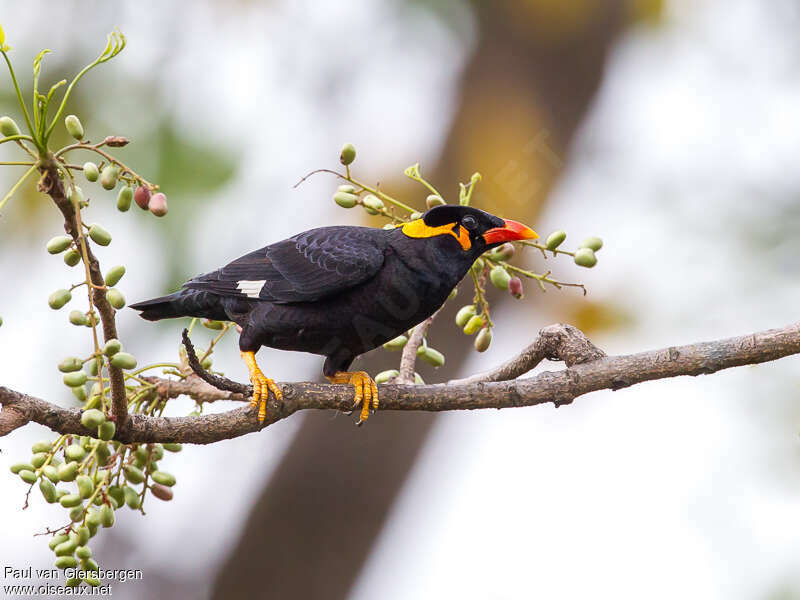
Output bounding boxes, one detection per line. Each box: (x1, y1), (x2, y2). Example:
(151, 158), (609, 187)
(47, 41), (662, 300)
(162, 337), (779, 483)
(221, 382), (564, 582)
(129, 289), (228, 322)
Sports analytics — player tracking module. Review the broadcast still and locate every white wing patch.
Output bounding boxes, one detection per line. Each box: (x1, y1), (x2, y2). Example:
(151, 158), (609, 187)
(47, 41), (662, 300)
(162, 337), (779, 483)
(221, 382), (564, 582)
(237, 280), (266, 298)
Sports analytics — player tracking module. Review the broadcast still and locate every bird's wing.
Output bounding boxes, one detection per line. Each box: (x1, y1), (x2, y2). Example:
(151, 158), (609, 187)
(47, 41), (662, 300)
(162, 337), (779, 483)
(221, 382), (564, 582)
(184, 226), (387, 303)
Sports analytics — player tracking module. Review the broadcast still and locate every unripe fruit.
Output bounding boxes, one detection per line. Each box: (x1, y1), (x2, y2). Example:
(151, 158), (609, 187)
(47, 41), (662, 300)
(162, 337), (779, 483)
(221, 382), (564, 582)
(87, 359), (99, 376)
(76, 546), (92, 560)
(97, 421), (116, 441)
(455, 304), (476, 327)
(66, 578), (81, 587)
(60, 493), (82, 508)
(382, 335), (408, 351)
(43, 465), (59, 483)
(82, 558), (99, 572)
(48, 289), (72, 310)
(49, 534), (69, 551)
(106, 288), (125, 309)
(110, 352), (137, 370)
(67, 185), (85, 208)
(81, 409), (106, 429)
(418, 347), (445, 367)
(88, 224), (112, 246)
(409, 211), (423, 220)
(69, 506), (85, 522)
(103, 266), (126, 288)
(491, 242), (515, 261)
(463, 314), (484, 335)
(579, 236), (603, 251)
(124, 464), (144, 484)
(508, 276), (524, 299)
(149, 192), (168, 216)
(545, 230), (567, 250)
(76, 527), (90, 546)
(123, 485), (141, 509)
(31, 453), (47, 468)
(489, 265), (511, 290)
(63, 372), (87, 388)
(362, 194), (384, 215)
(68, 310), (87, 326)
(414, 373), (425, 385)
(54, 539), (77, 556)
(202, 319), (225, 330)
(337, 184), (357, 194)
(151, 483), (173, 501)
(39, 478), (57, 503)
(10, 462), (34, 474)
(426, 194), (445, 209)
(64, 249), (81, 267)
(19, 469), (37, 483)
(573, 247), (597, 268)
(100, 165), (119, 190)
(0, 116), (20, 137)
(65, 444), (86, 462)
(55, 556), (78, 570)
(59, 356), (83, 372)
(103, 339), (122, 356)
(32, 440), (52, 453)
(57, 462), (78, 482)
(107, 486), (125, 506)
(100, 504), (115, 527)
(83, 162), (99, 182)
(134, 185), (151, 209)
(111, 187), (132, 214)
(374, 369), (399, 384)
(64, 115), (84, 140)
(95, 443), (111, 466)
(47, 235), (73, 254)
(85, 576), (101, 587)
(339, 143), (356, 165)
(76, 475), (94, 499)
(474, 327), (492, 352)
(333, 191), (357, 208)
(86, 508), (102, 528)
(151, 471), (176, 487)
(163, 443), (182, 453)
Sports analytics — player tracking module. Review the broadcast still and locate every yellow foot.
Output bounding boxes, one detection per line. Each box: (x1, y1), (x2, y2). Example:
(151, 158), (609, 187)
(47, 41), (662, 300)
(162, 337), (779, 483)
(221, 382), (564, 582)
(326, 371), (378, 425)
(240, 351), (282, 422)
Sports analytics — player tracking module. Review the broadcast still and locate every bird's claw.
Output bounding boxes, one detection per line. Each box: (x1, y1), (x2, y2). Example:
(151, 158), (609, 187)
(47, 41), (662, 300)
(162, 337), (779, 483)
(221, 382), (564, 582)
(327, 371), (378, 424)
(241, 350), (281, 423)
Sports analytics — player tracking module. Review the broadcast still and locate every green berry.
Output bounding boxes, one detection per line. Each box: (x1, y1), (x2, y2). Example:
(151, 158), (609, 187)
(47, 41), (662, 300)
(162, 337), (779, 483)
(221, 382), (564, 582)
(48, 289), (72, 310)
(202, 319), (225, 330)
(97, 421), (116, 441)
(579, 236), (603, 251)
(110, 352), (136, 370)
(64, 115), (84, 140)
(47, 235), (73, 254)
(83, 162), (99, 182)
(455, 304), (476, 327)
(545, 230), (567, 250)
(104, 265), (126, 287)
(426, 194), (445, 209)
(0, 116), (21, 137)
(333, 191), (358, 208)
(76, 526), (90, 546)
(124, 464), (144, 484)
(474, 327), (492, 352)
(64, 249), (81, 267)
(32, 440), (53, 453)
(151, 471), (176, 487)
(55, 556), (78, 570)
(31, 452), (47, 468)
(88, 224), (112, 246)
(57, 462), (78, 482)
(81, 408), (106, 429)
(116, 186), (133, 211)
(362, 194), (384, 215)
(76, 546), (92, 560)
(82, 558), (99, 572)
(489, 265), (511, 290)
(84, 576), (101, 587)
(100, 504), (115, 527)
(418, 347), (445, 368)
(19, 469), (37, 484)
(106, 288), (125, 309)
(67, 185), (85, 208)
(76, 475), (94, 499)
(163, 443), (182, 453)
(65, 444), (86, 462)
(414, 373), (425, 385)
(107, 485), (125, 506)
(409, 211), (423, 220)
(100, 165), (119, 190)
(490, 242), (515, 261)
(68, 310), (87, 326)
(339, 143), (356, 165)
(49, 534), (69, 551)
(463, 314), (484, 335)
(573, 247), (597, 268)
(103, 339), (122, 356)
(374, 369), (399, 384)
(63, 371), (87, 388)
(86, 508), (102, 528)
(337, 184), (357, 194)
(43, 465), (59, 483)
(39, 478), (57, 503)
(382, 335), (408, 351)
(60, 493), (83, 508)
(123, 485), (141, 509)
(58, 356), (84, 372)
(10, 462), (34, 474)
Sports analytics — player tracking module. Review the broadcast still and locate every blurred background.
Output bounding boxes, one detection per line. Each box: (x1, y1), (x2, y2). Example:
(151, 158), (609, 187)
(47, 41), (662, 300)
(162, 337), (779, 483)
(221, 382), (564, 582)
(2, 0), (800, 598)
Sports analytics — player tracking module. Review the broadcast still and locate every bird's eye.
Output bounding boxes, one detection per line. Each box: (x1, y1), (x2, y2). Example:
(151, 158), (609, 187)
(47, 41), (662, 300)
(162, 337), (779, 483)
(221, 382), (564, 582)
(462, 215), (477, 230)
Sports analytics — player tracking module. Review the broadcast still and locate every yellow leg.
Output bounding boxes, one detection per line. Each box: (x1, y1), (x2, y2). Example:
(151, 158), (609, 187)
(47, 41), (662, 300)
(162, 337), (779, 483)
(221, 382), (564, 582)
(326, 371), (378, 425)
(240, 351), (282, 422)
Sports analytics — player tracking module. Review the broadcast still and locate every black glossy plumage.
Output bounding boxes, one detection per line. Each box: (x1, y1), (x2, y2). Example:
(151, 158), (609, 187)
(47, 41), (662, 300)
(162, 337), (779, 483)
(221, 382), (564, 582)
(130, 206), (506, 376)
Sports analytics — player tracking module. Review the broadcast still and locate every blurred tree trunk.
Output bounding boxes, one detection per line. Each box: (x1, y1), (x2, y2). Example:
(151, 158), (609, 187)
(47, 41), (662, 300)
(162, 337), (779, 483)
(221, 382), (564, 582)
(211, 3), (628, 599)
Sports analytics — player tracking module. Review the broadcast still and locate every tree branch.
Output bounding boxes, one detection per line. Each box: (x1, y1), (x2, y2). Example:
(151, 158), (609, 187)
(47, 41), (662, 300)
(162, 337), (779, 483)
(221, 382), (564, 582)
(2, 321), (799, 444)
(397, 310), (440, 384)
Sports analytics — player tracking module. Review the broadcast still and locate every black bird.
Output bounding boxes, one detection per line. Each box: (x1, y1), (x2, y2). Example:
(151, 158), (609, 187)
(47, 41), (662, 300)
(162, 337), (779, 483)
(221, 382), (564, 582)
(130, 205), (537, 423)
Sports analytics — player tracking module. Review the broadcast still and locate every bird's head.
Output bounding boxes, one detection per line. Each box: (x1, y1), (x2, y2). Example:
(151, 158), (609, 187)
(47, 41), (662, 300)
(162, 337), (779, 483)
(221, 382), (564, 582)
(400, 205), (538, 256)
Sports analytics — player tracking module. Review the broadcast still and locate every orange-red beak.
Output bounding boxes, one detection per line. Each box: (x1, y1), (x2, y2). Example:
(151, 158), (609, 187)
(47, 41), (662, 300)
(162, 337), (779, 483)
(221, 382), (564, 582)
(482, 219), (538, 245)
